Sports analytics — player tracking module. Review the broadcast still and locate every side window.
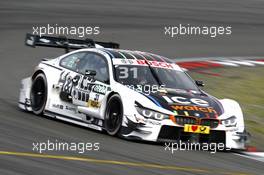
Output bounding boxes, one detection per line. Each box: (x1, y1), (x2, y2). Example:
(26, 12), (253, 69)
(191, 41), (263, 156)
(76, 53), (109, 83)
(60, 52), (86, 71)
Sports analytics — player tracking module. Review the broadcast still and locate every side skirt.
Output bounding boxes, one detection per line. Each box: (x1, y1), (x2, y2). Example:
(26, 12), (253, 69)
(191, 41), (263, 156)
(44, 110), (103, 131)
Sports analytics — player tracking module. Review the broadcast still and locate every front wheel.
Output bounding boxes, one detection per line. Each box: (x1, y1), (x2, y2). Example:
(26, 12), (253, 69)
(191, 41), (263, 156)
(30, 73), (47, 115)
(104, 94), (123, 136)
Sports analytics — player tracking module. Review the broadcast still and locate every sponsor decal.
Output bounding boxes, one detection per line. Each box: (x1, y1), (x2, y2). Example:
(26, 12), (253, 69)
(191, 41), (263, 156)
(87, 94), (100, 108)
(163, 96), (209, 107)
(79, 76), (96, 90)
(145, 119), (161, 125)
(65, 106), (76, 112)
(119, 59), (134, 64)
(172, 89), (188, 94)
(136, 60), (174, 69)
(171, 105), (216, 113)
(72, 89), (90, 102)
(91, 84), (108, 95)
(87, 100), (101, 108)
(52, 104), (64, 110)
(184, 124), (210, 134)
(57, 71), (108, 104)
(113, 59), (182, 71)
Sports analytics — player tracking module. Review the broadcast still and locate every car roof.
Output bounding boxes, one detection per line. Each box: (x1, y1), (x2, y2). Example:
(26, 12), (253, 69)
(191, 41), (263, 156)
(97, 48), (175, 63)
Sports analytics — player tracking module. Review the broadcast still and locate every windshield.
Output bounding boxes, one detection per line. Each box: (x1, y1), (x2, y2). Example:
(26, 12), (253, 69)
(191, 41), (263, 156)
(113, 59), (199, 92)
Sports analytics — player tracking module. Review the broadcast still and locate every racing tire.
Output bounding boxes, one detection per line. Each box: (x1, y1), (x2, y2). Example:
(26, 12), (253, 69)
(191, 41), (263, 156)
(30, 73), (47, 115)
(104, 94), (123, 136)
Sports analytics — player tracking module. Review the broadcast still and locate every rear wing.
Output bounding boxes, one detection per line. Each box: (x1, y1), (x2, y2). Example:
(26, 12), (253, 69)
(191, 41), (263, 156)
(25, 33), (120, 53)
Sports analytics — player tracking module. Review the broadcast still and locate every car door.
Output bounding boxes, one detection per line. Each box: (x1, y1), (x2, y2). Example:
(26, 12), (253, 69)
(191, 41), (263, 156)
(58, 51), (87, 103)
(69, 52), (111, 119)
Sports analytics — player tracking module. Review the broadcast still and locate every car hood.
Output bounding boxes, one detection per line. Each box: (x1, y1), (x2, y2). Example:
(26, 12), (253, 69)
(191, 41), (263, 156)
(145, 88), (224, 119)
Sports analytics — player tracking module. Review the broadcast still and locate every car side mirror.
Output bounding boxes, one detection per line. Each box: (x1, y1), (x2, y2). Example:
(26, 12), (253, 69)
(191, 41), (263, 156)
(195, 80), (204, 87)
(85, 70), (96, 77)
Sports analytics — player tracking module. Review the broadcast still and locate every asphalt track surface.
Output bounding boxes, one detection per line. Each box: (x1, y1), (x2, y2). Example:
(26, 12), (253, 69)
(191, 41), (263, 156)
(0, 0), (264, 174)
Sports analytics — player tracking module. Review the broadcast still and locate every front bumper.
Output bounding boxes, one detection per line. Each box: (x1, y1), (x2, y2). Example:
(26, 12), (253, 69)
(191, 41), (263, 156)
(120, 116), (246, 149)
(157, 125), (226, 144)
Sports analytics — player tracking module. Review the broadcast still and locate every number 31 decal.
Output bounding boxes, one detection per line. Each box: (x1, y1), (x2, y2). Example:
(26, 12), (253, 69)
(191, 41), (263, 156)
(119, 67), (138, 79)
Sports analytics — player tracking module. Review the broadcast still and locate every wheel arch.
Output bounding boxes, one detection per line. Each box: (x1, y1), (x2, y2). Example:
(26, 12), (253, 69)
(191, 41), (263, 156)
(106, 91), (119, 102)
(32, 70), (45, 80)
(101, 91), (120, 119)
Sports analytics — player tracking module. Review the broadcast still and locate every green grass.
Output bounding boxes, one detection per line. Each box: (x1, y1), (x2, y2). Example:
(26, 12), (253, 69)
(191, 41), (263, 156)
(189, 66), (264, 148)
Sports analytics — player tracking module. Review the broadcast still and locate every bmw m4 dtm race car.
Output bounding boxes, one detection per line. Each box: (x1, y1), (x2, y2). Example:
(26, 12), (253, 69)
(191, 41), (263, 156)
(19, 34), (248, 149)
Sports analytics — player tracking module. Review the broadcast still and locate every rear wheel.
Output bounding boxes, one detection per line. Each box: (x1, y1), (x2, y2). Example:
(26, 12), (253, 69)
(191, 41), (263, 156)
(30, 73), (47, 115)
(104, 94), (123, 136)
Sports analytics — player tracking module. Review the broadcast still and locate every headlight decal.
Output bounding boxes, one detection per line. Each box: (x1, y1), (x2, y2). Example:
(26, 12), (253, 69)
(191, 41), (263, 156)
(136, 106), (169, 121)
(222, 116), (237, 127)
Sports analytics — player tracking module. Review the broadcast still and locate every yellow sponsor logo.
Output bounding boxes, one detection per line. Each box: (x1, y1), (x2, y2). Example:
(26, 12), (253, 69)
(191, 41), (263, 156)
(184, 124), (210, 134)
(171, 105), (216, 113)
(87, 100), (101, 108)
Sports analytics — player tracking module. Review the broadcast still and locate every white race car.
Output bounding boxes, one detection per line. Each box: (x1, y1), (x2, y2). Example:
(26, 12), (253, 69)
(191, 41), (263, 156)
(19, 34), (248, 149)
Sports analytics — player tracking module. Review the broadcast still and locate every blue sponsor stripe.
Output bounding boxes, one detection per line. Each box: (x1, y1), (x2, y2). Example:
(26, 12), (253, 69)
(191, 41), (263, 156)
(100, 48), (115, 58)
(142, 94), (162, 107)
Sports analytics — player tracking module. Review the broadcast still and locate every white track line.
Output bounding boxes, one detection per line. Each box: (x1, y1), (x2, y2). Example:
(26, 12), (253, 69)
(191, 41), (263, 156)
(247, 60), (264, 65)
(208, 61), (239, 67)
(225, 60), (255, 66)
(234, 152), (264, 163)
